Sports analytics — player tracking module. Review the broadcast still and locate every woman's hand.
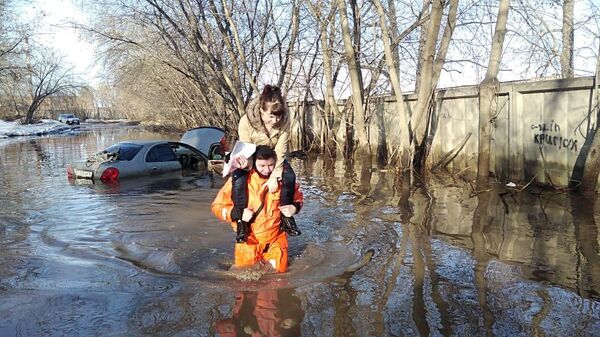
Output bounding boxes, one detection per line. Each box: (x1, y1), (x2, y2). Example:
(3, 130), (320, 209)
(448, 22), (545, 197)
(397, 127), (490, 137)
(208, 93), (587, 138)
(265, 176), (279, 193)
(234, 155), (250, 169)
(279, 204), (297, 217)
(242, 208), (254, 222)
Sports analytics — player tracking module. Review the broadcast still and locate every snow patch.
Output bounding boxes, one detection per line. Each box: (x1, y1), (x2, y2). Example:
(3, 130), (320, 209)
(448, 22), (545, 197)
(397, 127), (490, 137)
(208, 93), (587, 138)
(0, 119), (75, 138)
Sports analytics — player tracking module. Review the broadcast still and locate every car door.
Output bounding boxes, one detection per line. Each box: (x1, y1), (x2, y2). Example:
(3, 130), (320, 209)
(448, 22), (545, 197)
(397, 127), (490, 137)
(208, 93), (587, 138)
(169, 142), (208, 170)
(144, 143), (181, 175)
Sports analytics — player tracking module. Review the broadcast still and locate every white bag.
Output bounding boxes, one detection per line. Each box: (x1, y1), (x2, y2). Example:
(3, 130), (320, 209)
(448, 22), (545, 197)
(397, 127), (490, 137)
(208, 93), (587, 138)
(222, 141), (256, 177)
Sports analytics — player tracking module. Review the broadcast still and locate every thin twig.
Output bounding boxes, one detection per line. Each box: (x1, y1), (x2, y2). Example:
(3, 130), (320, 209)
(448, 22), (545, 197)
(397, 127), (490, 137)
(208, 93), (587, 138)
(517, 173), (539, 192)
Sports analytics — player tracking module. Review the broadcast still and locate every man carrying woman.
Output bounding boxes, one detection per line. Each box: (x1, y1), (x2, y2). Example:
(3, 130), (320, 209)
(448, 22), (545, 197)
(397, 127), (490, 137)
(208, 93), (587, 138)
(229, 85), (301, 243)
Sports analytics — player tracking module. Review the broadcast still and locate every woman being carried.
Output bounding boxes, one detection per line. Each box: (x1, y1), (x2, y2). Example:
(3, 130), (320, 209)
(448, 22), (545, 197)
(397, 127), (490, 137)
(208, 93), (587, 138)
(229, 85), (301, 243)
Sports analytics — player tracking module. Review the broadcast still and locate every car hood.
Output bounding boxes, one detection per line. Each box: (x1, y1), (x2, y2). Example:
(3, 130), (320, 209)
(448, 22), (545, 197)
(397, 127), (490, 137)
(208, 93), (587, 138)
(179, 127), (225, 156)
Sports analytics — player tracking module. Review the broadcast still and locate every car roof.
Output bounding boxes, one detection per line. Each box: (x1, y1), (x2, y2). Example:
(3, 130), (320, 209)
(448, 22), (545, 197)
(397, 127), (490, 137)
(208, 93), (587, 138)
(115, 140), (168, 146)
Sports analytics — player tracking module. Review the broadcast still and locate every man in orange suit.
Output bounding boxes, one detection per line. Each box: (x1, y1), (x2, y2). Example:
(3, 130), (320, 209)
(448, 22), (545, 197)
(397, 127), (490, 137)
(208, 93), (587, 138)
(211, 145), (303, 273)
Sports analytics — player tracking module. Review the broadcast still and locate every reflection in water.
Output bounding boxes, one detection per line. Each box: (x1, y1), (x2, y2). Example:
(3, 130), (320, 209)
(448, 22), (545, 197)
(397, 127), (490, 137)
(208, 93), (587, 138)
(215, 289), (303, 337)
(571, 196), (600, 299)
(472, 192), (496, 337)
(1, 127), (600, 336)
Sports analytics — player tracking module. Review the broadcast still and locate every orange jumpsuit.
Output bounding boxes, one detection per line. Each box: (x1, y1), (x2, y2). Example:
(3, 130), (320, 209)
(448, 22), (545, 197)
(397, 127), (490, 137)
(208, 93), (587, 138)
(211, 169), (303, 273)
(215, 290), (296, 337)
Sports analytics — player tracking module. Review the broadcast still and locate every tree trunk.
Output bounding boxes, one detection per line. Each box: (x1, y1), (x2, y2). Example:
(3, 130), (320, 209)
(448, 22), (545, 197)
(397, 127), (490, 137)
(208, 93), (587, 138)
(204, 0), (247, 116)
(414, 0), (431, 92)
(561, 0), (574, 78)
(387, 0), (400, 75)
(220, 0), (259, 95)
(277, 0), (300, 90)
(477, 0), (510, 189)
(25, 107), (35, 124)
(373, 0), (411, 167)
(307, 2), (339, 153)
(578, 41), (600, 195)
(323, 17), (340, 153)
(432, 0), (459, 85)
(477, 80), (496, 187)
(336, 0), (368, 152)
(411, 0), (443, 149)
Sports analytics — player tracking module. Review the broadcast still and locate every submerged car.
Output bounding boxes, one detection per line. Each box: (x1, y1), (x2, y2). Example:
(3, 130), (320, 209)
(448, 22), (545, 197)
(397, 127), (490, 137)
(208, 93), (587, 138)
(58, 113), (81, 125)
(67, 127), (229, 182)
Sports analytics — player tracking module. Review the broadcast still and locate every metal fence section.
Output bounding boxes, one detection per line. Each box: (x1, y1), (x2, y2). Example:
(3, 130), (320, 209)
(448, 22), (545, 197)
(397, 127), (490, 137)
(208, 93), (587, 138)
(288, 76), (600, 187)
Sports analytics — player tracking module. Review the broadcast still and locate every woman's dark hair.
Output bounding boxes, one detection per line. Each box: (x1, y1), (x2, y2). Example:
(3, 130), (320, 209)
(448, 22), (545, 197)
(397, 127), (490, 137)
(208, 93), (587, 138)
(259, 85), (285, 116)
(254, 145), (277, 162)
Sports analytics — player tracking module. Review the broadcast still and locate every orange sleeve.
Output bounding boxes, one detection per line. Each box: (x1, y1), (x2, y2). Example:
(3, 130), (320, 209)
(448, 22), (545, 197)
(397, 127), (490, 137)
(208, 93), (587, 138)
(293, 183), (304, 212)
(211, 179), (235, 224)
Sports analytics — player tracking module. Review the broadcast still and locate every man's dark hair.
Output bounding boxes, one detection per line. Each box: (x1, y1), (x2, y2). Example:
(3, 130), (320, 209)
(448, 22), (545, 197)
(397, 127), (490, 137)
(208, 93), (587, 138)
(254, 145), (277, 162)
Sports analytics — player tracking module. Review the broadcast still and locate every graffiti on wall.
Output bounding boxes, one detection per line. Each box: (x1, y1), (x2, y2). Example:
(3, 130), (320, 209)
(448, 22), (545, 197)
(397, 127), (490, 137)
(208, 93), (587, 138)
(531, 121), (578, 151)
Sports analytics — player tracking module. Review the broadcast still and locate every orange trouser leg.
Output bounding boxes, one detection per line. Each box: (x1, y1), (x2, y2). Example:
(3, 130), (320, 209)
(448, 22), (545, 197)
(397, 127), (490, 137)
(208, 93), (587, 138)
(262, 235), (288, 273)
(233, 234), (288, 273)
(234, 241), (259, 268)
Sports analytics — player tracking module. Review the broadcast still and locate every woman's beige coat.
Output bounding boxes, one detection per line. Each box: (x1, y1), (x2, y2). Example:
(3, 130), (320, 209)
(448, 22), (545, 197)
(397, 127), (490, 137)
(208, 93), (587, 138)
(238, 98), (290, 179)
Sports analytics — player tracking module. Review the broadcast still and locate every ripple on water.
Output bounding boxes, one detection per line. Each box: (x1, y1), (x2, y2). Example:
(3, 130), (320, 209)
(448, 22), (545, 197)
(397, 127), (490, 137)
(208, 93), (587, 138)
(109, 239), (361, 291)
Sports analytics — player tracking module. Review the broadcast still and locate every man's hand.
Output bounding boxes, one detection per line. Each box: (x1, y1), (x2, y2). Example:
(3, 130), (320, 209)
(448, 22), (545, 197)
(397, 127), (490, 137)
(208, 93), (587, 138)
(264, 176), (279, 193)
(242, 208), (254, 222)
(279, 204), (297, 217)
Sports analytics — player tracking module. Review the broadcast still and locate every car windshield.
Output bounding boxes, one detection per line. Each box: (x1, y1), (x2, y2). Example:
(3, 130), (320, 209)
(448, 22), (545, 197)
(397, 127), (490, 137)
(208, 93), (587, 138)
(62, 114), (75, 118)
(103, 143), (143, 161)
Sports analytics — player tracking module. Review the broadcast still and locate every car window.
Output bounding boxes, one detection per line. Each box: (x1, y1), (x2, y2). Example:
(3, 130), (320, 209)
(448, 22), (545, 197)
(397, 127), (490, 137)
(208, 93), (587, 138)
(209, 144), (224, 159)
(146, 143), (178, 162)
(104, 143), (143, 161)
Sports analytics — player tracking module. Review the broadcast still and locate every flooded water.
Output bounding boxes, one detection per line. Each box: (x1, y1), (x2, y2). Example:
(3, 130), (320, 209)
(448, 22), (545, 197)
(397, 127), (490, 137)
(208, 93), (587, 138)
(0, 125), (599, 337)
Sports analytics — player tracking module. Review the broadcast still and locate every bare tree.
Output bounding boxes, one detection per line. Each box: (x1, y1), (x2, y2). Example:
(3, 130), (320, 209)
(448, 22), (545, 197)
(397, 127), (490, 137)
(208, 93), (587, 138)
(0, 0), (23, 74)
(23, 52), (79, 124)
(0, 0), (30, 118)
(411, 0), (458, 170)
(477, 0), (510, 188)
(82, 0), (305, 133)
(336, 0), (368, 152)
(507, 0), (584, 79)
(373, 0), (411, 166)
(71, 0), (600, 182)
(561, 0), (574, 78)
(578, 39), (600, 194)
(1, 3), (78, 123)
(306, 0), (344, 154)
(276, 0), (300, 91)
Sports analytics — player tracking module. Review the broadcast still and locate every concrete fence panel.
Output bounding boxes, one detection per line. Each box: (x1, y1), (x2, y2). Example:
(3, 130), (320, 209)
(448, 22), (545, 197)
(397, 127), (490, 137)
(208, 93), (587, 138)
(289, 76), (599, 187)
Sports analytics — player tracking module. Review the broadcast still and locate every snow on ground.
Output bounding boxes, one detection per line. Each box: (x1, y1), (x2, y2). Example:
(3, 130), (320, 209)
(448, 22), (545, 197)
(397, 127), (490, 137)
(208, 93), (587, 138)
(0, 119), (75, 138)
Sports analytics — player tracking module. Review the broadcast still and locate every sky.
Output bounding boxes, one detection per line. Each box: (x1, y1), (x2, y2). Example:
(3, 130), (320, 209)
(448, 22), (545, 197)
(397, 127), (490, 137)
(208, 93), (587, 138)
(19, 0), (100, 85)
(14, 0), (600, 94)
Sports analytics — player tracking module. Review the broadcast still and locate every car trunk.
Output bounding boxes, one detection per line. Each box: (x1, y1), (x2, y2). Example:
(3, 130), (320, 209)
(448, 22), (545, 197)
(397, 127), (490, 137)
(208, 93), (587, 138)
(69, 152), (116, 179)
(179, 127), (226, 157)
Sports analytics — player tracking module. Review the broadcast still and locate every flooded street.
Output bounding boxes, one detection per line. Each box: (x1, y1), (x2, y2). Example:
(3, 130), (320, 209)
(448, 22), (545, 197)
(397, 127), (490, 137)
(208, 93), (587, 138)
(1, 125), (599, 336)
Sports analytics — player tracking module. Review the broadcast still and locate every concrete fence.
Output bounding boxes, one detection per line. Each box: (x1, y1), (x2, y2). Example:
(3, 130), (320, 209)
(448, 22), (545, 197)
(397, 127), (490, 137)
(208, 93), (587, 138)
(288, 76), (600, 187)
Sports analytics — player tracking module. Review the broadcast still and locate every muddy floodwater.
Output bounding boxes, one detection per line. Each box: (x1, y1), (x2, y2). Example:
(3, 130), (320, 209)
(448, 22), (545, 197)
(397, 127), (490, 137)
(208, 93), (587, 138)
(1, 125), (599, 337)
